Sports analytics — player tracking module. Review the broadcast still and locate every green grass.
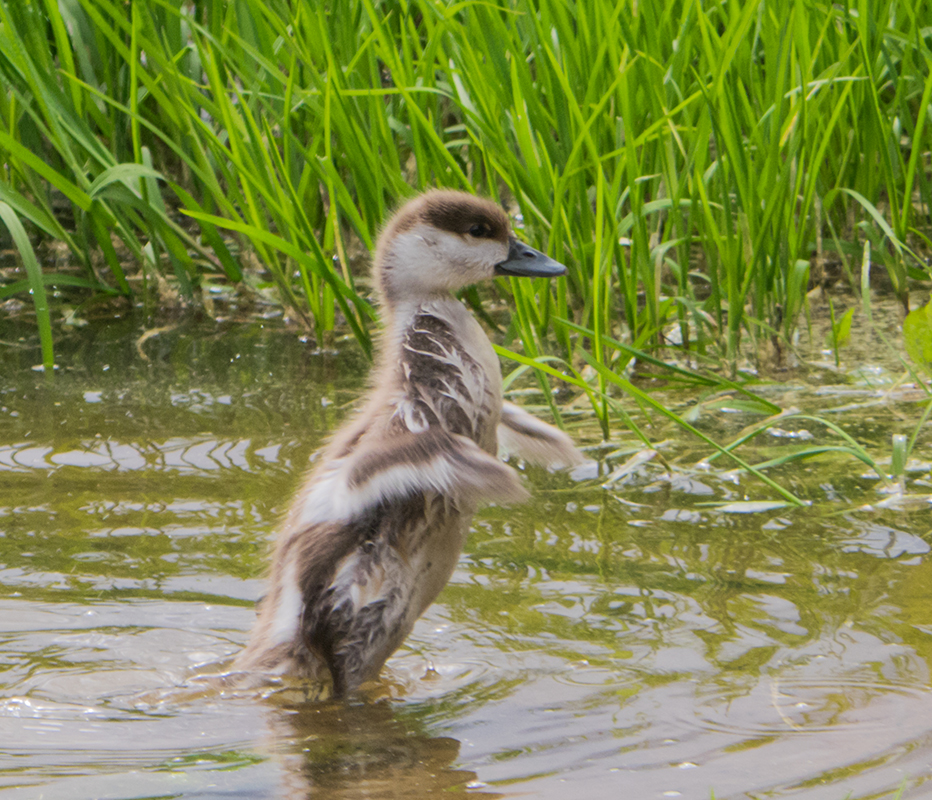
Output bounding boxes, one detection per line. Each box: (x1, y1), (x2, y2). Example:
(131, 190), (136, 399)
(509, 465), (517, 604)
(2, 0), (932, 474)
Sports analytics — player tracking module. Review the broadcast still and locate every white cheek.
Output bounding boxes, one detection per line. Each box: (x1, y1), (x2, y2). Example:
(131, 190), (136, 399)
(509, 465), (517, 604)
(476, 239), (508, 267)
(387, 228), (506, 292)
(437, 237), (504, 284)
(389, 232), (444, 291)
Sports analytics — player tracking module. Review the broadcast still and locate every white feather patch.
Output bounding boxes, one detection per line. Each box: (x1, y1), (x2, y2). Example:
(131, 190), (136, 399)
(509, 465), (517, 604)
(296, 464), (347, 527)
(268, 559), (303, 646)
(393, 396), (429, 433)
(329, 551), (390, 613)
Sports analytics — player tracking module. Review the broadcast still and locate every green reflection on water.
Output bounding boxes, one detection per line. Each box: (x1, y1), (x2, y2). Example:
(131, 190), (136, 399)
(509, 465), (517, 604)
(2, 312), (932, 799)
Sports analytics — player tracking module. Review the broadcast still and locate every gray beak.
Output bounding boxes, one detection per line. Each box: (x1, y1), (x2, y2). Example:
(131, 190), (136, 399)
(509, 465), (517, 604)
(495, 238), (567, 278)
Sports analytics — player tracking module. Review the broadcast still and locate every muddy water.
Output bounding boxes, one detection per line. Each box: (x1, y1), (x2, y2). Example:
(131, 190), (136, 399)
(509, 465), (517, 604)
(1, 307), (932, 799)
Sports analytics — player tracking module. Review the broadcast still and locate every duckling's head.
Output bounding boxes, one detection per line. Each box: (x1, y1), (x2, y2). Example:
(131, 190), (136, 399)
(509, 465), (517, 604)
(374, 190), (565, 304)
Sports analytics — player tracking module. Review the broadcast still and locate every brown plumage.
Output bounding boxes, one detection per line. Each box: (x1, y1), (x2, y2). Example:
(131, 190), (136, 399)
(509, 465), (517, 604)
(235, 190), (582, 696)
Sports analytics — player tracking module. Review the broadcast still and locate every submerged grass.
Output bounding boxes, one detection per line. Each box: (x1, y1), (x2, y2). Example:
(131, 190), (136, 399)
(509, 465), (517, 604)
(1, 0), (932, 488)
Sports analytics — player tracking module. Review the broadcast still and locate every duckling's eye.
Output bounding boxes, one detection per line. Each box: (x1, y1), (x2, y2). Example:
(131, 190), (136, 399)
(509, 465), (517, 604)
(469, 222), (493, 239)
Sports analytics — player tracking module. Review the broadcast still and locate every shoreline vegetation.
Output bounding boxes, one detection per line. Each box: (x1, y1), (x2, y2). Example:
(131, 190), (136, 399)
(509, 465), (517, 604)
(1, 0), (931, 500)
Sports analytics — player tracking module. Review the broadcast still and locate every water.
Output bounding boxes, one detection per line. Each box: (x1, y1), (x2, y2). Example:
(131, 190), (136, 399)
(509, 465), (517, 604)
(2, 305), (932, 799)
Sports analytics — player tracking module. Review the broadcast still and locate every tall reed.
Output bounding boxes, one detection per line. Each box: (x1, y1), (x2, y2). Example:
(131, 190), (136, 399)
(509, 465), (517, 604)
(1, 0), (930, 422)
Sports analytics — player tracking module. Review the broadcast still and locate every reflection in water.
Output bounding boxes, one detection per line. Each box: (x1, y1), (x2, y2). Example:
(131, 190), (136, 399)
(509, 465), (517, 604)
(265, 701), (497, 800)
(3, 311), (932, 799)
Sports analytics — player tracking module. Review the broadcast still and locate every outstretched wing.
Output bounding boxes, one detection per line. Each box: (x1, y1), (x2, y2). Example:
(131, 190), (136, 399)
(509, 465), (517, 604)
(343, 427), (529, 511)
(498, 401), (584, 468)
(294, 426), (528, 529)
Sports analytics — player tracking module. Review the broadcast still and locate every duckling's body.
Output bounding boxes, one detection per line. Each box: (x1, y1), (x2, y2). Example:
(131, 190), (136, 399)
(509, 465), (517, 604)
(236, 191), (580, 695)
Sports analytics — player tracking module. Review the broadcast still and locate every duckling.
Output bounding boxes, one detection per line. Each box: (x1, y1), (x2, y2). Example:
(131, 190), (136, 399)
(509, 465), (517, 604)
(235, 190), (582, 696)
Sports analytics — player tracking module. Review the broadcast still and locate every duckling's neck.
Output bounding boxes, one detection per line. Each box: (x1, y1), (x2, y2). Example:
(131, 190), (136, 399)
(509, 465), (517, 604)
(384, 295), (455, 340)
(380, 295), (483, 359)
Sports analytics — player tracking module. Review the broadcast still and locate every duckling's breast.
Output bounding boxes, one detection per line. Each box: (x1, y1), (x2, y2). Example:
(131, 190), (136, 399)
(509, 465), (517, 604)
(392, 299), (502, 453)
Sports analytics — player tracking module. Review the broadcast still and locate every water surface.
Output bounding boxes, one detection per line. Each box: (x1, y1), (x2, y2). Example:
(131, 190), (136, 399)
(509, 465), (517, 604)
(2, 306), (932, 799)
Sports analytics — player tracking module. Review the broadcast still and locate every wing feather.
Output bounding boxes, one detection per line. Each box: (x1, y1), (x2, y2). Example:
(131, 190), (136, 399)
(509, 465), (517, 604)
(344, 427), (528, 512)
(498, 401), (584, 468)
(295, 427), (527, 528)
